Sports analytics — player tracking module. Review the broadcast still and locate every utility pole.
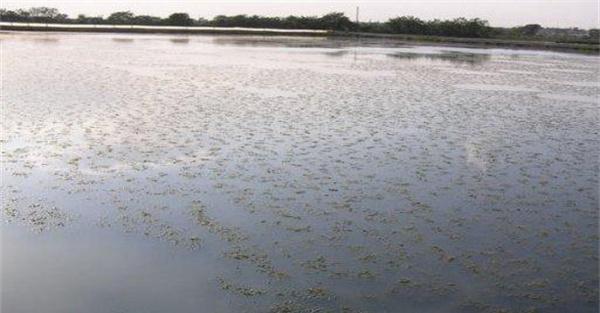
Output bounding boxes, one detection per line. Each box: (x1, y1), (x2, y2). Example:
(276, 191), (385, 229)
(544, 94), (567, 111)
(356, 6), (359, 24)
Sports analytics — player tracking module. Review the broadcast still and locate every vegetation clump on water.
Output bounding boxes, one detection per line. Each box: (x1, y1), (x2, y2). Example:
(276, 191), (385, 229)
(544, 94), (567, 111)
(218, 277), (265, 297)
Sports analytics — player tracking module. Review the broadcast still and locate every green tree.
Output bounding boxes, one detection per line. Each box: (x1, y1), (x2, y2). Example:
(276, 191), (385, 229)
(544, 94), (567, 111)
(107, 11), (135, 24)
(165, 13), (194, 26)
(75, 14), (104, 24)
(28, 7), (67, 23)
(134, 15), (162, 25)
(520, 24), (542, 36)
(0, 9), (23, 22)
(589, 29), (600, 42)
(387, 16), (427, 34)
(319, 12), (354, 30)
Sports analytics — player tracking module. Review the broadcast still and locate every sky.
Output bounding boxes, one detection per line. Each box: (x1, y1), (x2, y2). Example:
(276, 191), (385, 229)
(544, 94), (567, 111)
(2, 0), (599, 29)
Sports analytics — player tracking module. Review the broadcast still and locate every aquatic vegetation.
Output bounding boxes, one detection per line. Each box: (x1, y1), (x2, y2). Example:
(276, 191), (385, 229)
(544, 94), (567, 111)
(302, 256), (329, 272)
(218, 277), (265, 297)
(3, 201), (71, 232)
(190, 201), (247, 242)
(306, 287), (330, 299)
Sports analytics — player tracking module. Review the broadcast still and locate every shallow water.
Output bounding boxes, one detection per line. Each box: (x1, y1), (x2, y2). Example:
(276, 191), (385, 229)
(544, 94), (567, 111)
(1, 32), (599, 313)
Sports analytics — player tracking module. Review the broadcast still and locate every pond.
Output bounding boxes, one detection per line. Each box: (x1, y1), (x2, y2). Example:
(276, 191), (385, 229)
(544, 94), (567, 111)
(1, 32), (599, 313)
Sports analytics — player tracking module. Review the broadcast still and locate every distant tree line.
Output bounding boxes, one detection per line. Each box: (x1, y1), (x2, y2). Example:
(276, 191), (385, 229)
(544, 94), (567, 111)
(1, 7), (68, 23)
(1, 7), (598, 42)
(0, 8), (354, 30)
(359, 16), (492, 38)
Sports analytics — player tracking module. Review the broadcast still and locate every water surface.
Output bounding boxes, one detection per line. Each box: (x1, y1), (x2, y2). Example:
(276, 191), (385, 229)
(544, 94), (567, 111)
(1, 32), (599, 313)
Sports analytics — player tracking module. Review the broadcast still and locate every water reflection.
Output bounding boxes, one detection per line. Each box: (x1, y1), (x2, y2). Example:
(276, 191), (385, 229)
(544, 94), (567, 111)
(112, 38), (134, 43)
(388, 51), (490, 65)
(210, 36), (408, 49)
(170, 38), (190, 44)
(322, 49), (349, 58)
(1, 225), (233, 313)
(212, 36), (333, 48)
(31, 36), (59, 44)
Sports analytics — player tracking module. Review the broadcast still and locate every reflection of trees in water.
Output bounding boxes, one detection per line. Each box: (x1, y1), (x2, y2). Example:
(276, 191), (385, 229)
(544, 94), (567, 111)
(112, 38), (134, 43)
(170, 38), (190, 44)
(112, 37), (189, 44)
(322, 50), (349, 57)
(212, 36), (331, 48)
(32, 37), (60, 44)
(211, 37), (411, 60)
(388, 51), (490, 65)
(212, 36), (412, 49)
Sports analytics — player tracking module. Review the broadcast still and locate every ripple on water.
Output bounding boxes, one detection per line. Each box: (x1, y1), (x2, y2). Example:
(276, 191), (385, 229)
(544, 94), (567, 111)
(454, 84), (540, 92)
(537, 93), (600, 103)
(547, 68), (594, 74)
(498, 69), (537, 75)
(552, 81), (600, 88)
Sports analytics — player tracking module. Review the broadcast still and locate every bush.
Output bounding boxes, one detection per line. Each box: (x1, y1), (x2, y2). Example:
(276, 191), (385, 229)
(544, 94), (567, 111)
(107, 11), (134, 25)
(165, 13), (194, 26)
(387, 16), (427, 35)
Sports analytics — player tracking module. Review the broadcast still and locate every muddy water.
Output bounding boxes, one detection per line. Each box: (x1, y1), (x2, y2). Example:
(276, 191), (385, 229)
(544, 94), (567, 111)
(1, 32), (598, 313)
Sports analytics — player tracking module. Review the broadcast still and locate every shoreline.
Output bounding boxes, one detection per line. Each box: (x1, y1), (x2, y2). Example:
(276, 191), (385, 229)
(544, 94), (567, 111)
(1, 22), (598, 54)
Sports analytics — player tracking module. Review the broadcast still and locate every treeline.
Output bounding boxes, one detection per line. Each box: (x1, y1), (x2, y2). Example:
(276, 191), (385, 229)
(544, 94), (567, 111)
(360, 17), (598, 43)
(0, 7), (499, 37)
(1, 7), (598, 42)
(209, 13), (354, 30)
(0, 7), (354, 30)
(360, 16), (492, 38)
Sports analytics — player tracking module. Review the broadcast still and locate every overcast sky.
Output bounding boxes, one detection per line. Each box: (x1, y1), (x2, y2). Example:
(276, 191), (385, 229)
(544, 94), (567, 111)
(3, 0), (599, 28)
